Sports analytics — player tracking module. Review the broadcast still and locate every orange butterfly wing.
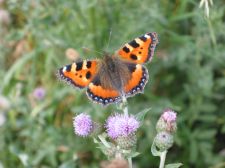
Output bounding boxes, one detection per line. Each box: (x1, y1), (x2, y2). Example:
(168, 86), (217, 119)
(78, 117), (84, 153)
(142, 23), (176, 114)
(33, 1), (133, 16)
(117, 32), (158, 64)
(57, 60), (98, 88)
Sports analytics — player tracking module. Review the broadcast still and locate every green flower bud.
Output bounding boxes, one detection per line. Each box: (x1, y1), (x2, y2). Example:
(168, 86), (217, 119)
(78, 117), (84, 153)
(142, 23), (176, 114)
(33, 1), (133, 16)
(156, 118), (177, 133)
(154, 132), (174, 151)
(116, 134), (137, 150)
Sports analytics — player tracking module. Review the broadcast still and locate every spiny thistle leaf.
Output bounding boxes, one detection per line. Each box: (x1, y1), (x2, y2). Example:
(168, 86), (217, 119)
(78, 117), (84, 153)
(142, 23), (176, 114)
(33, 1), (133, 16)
(135, 107), (151, 125)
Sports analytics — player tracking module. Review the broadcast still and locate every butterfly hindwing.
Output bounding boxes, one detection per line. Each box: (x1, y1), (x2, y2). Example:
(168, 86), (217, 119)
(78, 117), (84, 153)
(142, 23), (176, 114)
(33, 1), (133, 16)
(86, 75), (121, 105)
(118, 32), (158, 64)
(123, 63), (149, 97)
(57, 60), (98, 88)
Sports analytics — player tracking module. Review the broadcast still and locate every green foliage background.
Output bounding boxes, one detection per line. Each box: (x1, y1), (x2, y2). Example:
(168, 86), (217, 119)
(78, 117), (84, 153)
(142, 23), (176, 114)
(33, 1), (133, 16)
(0, 0), (225, 167)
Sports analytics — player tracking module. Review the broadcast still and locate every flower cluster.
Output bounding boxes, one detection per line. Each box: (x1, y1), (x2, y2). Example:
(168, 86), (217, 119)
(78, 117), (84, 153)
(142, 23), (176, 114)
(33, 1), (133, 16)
(71, 106), (179, 167)
(73, 112), (140, 151)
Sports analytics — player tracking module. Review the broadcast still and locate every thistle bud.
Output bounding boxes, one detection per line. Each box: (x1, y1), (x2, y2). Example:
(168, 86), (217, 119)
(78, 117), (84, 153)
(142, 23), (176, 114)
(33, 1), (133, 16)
(156, 109), (177, 133)
(154, 131), (174, 151)
(115, 134), (137, 150)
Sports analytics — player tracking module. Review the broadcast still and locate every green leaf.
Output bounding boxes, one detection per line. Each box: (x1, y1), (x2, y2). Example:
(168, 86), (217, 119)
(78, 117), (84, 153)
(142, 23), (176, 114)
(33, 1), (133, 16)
(151, 139), (161, 156)
(190, 139), (198, 163)
(59, 160), (77, 168)
(135, 107), (151, 125)
(165, 163), (183, 168)
(129, 152), (140, 158)
(98, 134), (111, 148)
(18, 153), (29, 167)
(93, 138), (99, 144)
(196, 129), (217, 140)
(0, 162), (3, 168)
(3, 51), (35, 91)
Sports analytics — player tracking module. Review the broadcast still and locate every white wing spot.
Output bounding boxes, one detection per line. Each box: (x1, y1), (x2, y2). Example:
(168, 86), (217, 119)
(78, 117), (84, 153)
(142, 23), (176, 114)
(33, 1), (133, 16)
(144, 34), (150, 39)
(63, 67), (67, 72)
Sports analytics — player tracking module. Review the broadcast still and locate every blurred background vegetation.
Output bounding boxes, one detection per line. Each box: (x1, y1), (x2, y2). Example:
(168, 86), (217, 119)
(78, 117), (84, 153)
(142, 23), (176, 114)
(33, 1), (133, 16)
(0, 0), (225, 167)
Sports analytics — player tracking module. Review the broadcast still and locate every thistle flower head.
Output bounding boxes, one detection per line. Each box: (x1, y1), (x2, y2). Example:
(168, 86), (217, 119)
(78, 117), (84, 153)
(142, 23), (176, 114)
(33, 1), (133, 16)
(73, 113), (93, 137)
(162, 109), (177, 123)
(33, 87), (46, 100)
(105, 114), (139, 139)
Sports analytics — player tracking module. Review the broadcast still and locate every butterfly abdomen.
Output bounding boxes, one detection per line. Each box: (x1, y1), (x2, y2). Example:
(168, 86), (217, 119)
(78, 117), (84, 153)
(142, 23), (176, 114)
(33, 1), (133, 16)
(99, 55), (125, 92)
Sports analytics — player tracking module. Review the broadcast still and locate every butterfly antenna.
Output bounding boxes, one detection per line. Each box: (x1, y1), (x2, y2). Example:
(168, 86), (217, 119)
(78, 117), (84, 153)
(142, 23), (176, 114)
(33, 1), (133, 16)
(106, 28), (112, 51)
(82, 46), (104, 57)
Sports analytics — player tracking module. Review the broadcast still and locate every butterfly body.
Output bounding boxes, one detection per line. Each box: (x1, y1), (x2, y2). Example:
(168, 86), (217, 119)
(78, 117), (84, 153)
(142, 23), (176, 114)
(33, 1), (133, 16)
(97, 55), (131, 93)
(58, 32), (159, 105)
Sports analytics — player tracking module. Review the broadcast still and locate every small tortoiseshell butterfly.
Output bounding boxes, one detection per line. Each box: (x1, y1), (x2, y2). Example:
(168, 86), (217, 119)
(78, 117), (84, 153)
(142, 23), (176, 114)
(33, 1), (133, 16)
(57, 32), (159, 105)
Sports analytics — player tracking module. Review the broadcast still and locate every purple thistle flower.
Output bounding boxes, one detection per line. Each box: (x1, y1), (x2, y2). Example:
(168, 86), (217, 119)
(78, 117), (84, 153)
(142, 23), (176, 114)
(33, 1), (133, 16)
(161, 109), (177, 123)
(33, 87), (46, 100)
(105, 114), (139, 139)
(73, 113), (93, 137)
(105, 114), (121, 139)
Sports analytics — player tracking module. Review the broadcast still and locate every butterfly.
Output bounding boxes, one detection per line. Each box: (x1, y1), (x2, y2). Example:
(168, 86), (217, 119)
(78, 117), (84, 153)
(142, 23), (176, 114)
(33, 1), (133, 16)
(57, 32), (159, 105)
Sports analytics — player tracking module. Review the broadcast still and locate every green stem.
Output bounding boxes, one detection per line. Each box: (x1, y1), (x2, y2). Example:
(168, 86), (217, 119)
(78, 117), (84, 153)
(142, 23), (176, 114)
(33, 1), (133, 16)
(121, 95), (128, 116)
(128, 157), (132, 168)
(159, 150), (167, 168)
(207, 18), (216, 48)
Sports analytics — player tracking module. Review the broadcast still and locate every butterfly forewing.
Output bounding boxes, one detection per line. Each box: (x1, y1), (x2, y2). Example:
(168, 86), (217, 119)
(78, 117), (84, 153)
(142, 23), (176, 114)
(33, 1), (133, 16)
(57, 60), (98, 88)
(117, 32), (158, 64)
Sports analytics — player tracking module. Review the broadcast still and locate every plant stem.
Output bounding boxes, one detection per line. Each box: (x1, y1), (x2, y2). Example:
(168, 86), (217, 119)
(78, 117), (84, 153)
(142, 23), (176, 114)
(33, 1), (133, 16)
(121, 95), (128, 116)
(128, 157), (132, 168)
(159, 150), (167, 168)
